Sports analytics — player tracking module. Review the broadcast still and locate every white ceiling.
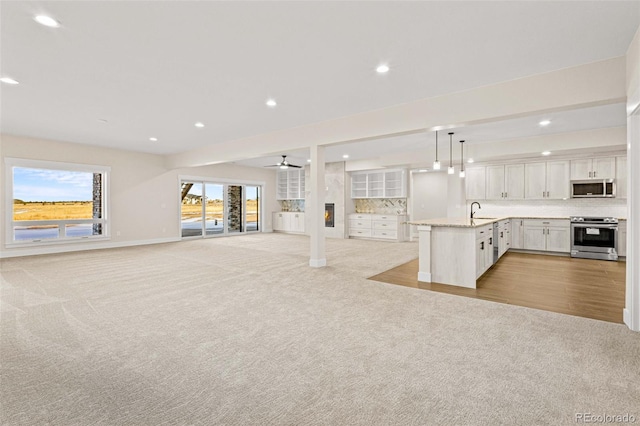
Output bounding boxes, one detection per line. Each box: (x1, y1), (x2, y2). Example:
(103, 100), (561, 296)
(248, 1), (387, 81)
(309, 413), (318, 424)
(1, 1), (638, 164)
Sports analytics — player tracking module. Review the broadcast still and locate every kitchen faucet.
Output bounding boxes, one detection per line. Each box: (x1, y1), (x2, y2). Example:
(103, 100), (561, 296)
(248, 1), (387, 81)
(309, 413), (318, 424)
(470, 202), (481, 219)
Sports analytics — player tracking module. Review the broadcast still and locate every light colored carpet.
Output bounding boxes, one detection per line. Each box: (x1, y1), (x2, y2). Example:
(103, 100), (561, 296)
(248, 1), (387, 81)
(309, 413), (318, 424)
(1, 233), (639, 425)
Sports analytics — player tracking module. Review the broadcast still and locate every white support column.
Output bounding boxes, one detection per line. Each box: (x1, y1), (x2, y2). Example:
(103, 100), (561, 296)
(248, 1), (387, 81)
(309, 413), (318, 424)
(309, 145), (326, 267)
(417, 225), (432, 282)
(624, 92), (640, 332)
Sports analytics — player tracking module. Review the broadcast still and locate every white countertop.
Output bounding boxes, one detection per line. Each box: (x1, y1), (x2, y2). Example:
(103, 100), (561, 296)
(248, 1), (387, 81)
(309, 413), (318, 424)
(408, 215), (627, 228)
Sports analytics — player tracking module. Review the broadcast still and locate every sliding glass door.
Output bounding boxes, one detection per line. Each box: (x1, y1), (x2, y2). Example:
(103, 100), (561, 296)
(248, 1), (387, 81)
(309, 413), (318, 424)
(181, 180), (261, 239)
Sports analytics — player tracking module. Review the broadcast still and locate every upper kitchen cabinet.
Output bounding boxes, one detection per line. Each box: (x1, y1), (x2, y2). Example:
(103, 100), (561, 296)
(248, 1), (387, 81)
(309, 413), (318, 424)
(351, 169), (407, 198)
(465, 167), (486, 200)
(276, 169), (305, 200)
(570, 157), (615, 180)
(486, 164), (525, 200)
(525, 160), (570, 200)
(616, 156), (627, 198)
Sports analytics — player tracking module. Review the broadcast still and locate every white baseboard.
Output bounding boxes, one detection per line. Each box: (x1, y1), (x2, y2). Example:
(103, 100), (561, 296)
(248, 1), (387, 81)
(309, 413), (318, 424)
(309, 258), (327, 268)
(418, 271), (431, 282)
(1, 237), (181, 258)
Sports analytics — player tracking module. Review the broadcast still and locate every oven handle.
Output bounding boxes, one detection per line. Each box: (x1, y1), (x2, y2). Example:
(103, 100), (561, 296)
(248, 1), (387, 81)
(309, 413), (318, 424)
(571, 224), (618, 229)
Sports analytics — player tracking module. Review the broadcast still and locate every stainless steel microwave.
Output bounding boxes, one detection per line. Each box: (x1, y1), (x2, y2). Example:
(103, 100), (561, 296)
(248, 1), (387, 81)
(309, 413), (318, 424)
(571, 179), (615, 198)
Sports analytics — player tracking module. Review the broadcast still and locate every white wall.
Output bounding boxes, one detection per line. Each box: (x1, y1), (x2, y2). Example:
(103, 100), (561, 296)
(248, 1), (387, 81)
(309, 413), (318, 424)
(625, 27), (640, 331)
(0, 134), (278, 257)
(471, 199), (627, 219)
(411, 172), (448, 220)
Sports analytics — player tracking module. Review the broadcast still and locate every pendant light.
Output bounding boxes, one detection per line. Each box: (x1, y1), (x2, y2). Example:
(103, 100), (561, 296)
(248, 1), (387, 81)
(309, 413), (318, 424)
(447, 132), (454, 174)
(459, 140), (466, 178)
(432, 131), (441, 170)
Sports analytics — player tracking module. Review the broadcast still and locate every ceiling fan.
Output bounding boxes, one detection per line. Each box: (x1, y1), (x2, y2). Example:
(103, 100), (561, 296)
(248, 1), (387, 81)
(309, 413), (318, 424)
(265, 155), (302, 169)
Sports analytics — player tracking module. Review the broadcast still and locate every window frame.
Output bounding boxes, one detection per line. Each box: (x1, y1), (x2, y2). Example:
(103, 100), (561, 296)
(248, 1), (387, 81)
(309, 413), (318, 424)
(4, 157), (111, 247)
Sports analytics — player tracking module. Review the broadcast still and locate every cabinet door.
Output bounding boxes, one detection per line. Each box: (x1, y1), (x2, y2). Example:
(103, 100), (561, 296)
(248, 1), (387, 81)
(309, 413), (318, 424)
(524, 163), (547, 199)
(546, 161), (570, 199)
(367, 171), (385, 198)
(476, 239), (486, 278)
(511, 219), (524, 249)
(351, 173), (367, 198)
(276, 171), (288, 200)
(619, 221), (627, 257)
(384, 170), (406, 198)
(273, 212), (285, 231)
(547, 227), (570, 253)
(593, 157), (615, 179)
(486, 166), (506, 200)
(571, 158), (592, 180)
(616, 156), (627, 199)
(485, 236), (494, 270)
(505, 164), (525, 199)
(287, 170), (302, 199)
(292, 213), (304, 233)
(465, 167), (486, 200)
(524, 226), (546, 251)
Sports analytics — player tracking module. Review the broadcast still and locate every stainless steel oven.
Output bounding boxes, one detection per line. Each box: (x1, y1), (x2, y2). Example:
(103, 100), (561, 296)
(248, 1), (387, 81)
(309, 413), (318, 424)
(570, 216), (618, 261)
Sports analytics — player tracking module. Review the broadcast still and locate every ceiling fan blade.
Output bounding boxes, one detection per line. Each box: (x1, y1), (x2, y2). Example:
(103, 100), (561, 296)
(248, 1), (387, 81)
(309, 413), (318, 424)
(288, 164), (302, 168)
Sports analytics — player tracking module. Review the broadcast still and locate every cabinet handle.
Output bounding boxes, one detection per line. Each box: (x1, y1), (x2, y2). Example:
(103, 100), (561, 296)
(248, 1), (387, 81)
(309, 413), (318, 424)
(489, 237), (493, 245)
(543, 191), (545, 198)
(505, 192), (507, 198)
(481, 241), (484, 250)
(589, 171), (592, 178)
(594, 171), (597, 177)
(500, 231), (503, 238)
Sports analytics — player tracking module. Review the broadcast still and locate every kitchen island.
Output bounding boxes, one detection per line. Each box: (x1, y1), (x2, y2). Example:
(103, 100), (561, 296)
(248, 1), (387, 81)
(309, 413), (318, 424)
(407, 217), (507, 288)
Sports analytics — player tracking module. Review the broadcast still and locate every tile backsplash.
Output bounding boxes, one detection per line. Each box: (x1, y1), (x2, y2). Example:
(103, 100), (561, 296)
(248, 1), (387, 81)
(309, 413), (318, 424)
(279, 200), (305, 212)
(472, 198), (627, 218)
(355, 198), (407, 214)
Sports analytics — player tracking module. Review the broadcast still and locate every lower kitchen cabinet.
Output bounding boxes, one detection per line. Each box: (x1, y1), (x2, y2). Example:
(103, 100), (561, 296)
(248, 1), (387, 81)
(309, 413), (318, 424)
(619, 220), (627, 257)
(523, 219), (570, 253)
(475, 224), (495, 278)
(348, 213), (408, 241)
(511, 219), (524, 249)
(273, 212), (305, 233)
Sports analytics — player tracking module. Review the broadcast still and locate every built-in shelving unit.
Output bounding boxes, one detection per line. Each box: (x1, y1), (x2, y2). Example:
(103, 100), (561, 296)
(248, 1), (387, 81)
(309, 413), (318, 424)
(350, 169), (407, 199)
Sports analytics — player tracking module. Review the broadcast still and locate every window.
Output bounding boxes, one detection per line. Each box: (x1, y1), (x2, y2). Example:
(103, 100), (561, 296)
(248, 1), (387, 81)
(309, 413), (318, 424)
(5, 158), (110, 245)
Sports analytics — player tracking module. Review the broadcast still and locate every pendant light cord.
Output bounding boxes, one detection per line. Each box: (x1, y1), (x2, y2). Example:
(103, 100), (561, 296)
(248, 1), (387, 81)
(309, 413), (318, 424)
(448, 132), (453, 167)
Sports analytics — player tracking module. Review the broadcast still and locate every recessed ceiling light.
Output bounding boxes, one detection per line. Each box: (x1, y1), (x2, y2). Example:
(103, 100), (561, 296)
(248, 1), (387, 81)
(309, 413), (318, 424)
(195, 122), (204, 128)
(34, 15), (61, 28)
(542, 151), (551, 156)
(342, 154), (349, 159)
(266, 99), (277, 108)
(467, 158), (474, 163)
(0, 77), (19, 85)
(539, 119), (551, 126)
(307, 159), (311, 163)
(149, 137), (158, 142)
(376, 64), (390, 74)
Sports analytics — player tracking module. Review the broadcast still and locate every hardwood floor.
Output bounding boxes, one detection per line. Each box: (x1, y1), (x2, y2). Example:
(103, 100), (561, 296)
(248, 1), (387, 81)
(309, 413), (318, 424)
(368, 252), (626, 323)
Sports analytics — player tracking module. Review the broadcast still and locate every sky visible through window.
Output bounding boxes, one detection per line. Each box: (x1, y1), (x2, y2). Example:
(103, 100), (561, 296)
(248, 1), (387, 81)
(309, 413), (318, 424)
(13, 167), (93, 202)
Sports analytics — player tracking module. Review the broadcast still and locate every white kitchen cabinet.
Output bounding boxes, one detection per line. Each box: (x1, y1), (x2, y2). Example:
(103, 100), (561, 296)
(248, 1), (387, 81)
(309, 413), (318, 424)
(523, 219), (570, 253)
(619, 220), (627, 257)
(486, 164), (524, 200)
(465, 167), (486, 200)
(511, 219), (524, 249)
(272, 212), (305, 233)
(497, 219), (510, 258)
(524, 160), (570, 200)
(570, 157), (616, 180)
(276, 169), (305, 200)
(546, 161), (571, 199)
(348, 213), (407, 241)
(350, 169), (407, 199)
(475, 224), (495, 278)
(616, 156), (627, 199)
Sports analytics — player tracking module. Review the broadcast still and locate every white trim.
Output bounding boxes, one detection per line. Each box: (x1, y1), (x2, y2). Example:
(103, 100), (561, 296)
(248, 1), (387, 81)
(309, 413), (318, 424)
(418, 271), (432, 282)
(0, 237), (181, 258)
(178, 174), (265, 186)
(309, 258), (327, 268)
